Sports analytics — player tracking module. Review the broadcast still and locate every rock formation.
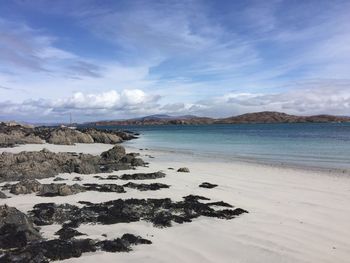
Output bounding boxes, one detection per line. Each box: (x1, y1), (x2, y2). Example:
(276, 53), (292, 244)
(0, 122), (137, 147)
(0, 145), (145, 182)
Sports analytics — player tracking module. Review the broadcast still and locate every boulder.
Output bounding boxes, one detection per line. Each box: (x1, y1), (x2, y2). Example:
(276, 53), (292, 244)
(100, 145), (126, 161)
(0, 191), (8, 199)
(177, 167), (190, 173)
(0, 205), (42, 249)
(10, 179), (42, 195)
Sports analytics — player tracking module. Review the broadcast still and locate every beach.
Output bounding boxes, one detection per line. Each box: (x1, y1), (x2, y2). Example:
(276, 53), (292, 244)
(1, 143), (349, 263)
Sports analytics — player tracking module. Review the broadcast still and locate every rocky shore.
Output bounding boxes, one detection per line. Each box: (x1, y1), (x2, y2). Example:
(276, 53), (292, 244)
(0, 122), (137, 148)
(0, 126), (248, 262)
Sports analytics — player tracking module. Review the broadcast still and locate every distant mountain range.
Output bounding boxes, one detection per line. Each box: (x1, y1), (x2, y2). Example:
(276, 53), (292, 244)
(86, 111), (350, 126)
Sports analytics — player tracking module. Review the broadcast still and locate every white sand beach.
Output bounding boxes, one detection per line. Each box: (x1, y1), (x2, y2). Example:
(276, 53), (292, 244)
(1, 143), (350, 263)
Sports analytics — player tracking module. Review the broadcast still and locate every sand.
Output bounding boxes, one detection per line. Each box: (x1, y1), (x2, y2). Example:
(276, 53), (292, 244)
(1, 143), (350, 263)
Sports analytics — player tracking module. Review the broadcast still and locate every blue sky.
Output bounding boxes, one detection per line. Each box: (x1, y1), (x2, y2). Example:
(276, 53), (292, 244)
(1, 0), (350, 122)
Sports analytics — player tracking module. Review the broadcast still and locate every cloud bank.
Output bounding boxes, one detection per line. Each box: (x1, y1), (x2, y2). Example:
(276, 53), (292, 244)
(2, 81), (350, 122)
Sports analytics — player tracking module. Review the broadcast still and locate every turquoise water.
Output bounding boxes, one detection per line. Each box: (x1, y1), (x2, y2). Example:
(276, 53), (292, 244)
(97, 123), (350, 170)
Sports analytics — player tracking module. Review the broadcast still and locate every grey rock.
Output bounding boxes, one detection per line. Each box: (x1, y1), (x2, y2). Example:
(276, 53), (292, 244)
(0, 146), (143, 182)
(100, 145), (126, 161)
(10, 179), (42, 195)
(0, 191), (8, 199)
(0, 123), (43, 147)
(0, 205), (42, 249)
(46, 128), (94, 145)
(38, 183), (86, 197)
(83, 129), (122, 144)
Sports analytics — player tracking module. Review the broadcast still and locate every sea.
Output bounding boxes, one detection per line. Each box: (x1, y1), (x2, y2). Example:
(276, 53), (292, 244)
(94, 123), (350, 171)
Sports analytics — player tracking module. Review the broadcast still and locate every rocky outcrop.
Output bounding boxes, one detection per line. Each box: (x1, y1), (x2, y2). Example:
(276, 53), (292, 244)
(0, 205), (42, 249)
(100, 145), (126, 161)
(0, 122), (43, 147)
(29, 195), (248, 228)
(3, 179), (85, 196)
(0, 145), (144, 182)
(81, 128), (123, 144)
(45, 128), (94, 145)
(0, 123), (137, 147)
(9, 179), (42, 194)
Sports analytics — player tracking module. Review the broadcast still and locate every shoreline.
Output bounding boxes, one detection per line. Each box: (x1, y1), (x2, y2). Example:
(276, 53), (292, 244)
(3, 141), (350, 177)
(125, 144), (350, 177)
(1, 142), (350, 262)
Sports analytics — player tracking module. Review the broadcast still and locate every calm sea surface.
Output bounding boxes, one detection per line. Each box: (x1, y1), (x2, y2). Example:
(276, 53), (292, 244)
(95, 123), (350, 170)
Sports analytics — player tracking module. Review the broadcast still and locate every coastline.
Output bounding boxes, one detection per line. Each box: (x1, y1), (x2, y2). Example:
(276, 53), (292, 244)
(124, 144), (350, 177)
(1, 142), (350, 262)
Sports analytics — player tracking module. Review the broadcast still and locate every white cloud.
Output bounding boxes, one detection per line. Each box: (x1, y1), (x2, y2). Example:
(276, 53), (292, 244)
(1, 81), (350, 122)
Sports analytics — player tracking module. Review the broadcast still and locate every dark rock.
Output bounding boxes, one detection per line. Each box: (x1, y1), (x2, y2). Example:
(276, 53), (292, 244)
(121, 233), (152, 245)
(55, 226), (86, 240)
(131, 158), (145, 166)
(123, 182), (170, 191)
(0, 191), (8, 199)
(177, 167), (190, 173)
(119, 171), (166, 180)
(100, 145), (126, 161)
(207, 201), (233, 208)
(83, 183), (125, 193)
(53, 177), (67, 181)
(1, 233), (151, 262)
(0, 205), (42, 249)
(97, 238), (130, 252)
(199, 182), (218, 189)
(73, 176), (83, 181)
(29, 195), (248, 229)
(103, 175), (119, 180)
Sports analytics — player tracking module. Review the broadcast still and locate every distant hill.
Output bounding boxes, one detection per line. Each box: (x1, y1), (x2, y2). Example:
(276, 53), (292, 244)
(87, 111), (350, 126)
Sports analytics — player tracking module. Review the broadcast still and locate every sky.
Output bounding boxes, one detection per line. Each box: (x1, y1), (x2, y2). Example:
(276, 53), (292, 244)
(0, 0), (350, 122)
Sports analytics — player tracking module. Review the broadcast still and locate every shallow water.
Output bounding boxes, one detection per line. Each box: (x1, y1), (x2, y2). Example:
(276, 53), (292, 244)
(95, 123), (350, 170)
